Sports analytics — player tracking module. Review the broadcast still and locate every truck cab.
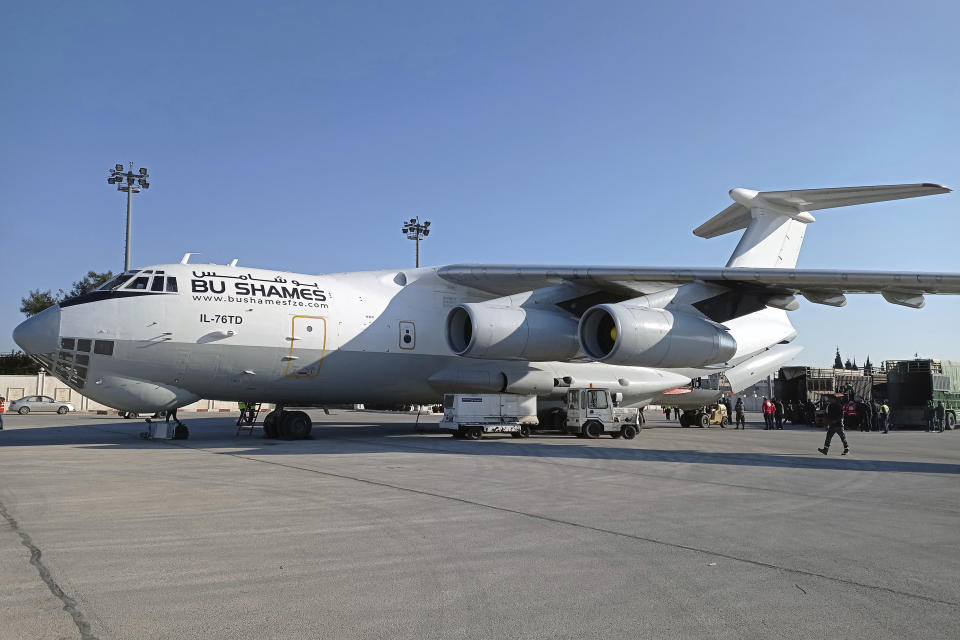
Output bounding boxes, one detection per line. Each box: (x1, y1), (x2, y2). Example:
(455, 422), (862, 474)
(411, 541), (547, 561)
(565, 388), (640, 439)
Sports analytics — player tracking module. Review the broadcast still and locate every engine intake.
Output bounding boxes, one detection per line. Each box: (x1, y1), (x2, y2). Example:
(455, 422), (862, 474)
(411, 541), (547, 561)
(445, 302), (580, 361)
(579, 303), (737, 368)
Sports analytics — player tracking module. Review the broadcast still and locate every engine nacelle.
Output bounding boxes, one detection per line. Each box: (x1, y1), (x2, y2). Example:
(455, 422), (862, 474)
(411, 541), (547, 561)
(445, 302), (580, 361)
(578, 303), (737, 368)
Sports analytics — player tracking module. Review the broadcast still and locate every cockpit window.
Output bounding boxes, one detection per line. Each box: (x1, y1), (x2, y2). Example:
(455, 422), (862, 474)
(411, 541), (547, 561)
(166, 277), (178, 293)
(123, 276), (150, 290)
(96, 273), (136, 291)
(150, 277), (165, 291)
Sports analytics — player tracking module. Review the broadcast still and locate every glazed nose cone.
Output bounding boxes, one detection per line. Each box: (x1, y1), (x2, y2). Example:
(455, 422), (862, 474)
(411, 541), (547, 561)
(13, 305), (61, 355)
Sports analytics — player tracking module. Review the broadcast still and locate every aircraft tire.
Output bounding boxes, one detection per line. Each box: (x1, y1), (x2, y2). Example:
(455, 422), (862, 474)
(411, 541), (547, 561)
(583, 421), (602, 439)
(280, 411), (312, 440)
(263, 411), (280, 438)
(621, 425), (638, 440)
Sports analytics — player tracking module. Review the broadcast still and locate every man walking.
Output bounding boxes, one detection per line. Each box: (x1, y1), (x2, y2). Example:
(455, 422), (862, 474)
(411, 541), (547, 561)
(818, 397), (849, 456)
(774, 398), (784, 429)
(734, 397), (745, 429)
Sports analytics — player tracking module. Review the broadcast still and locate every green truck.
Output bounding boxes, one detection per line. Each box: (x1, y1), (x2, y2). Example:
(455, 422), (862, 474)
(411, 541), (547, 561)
(885, 359), (960, 429)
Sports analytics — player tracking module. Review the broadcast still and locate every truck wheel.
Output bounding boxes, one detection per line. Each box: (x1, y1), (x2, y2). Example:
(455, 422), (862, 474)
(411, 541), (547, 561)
(468, 427), (483, 440)
(720, 416), (729, 428)
(621, 425), (638, 440)
(679, 414), (688, 427)
(583, 421), (602, 439)
(610, 431), (622, 439)
(519, 425), (531, 438)
(699, 414), (710, 428)
(947, 412), (956, 430)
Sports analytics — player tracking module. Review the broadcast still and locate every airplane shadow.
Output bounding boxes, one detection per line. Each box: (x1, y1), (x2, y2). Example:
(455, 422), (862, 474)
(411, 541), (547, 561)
(2, 416), (960, 475)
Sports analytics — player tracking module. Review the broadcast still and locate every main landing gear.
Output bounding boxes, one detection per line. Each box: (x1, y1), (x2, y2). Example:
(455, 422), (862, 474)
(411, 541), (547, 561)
(262, 406), (313, 440)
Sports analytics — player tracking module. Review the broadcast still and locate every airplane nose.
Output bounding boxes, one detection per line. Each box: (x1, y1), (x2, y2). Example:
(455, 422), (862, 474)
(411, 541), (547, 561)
(13, 305), (61, 355)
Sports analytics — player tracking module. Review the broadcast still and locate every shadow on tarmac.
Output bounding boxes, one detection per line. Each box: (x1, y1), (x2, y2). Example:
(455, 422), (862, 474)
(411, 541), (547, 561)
(2, 416), (959, 475)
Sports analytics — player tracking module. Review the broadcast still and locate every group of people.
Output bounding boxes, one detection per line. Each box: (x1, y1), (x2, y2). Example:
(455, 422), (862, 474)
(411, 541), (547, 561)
(661, 406), (683, 420)
(760, 397), (786, 430)
(839, 397), (890, 433)
(717, 396), (746, 429)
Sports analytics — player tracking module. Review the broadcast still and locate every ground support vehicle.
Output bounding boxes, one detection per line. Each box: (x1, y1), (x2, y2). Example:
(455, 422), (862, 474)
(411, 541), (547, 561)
(680, 404), (728, 428)
(563, 388), (640, 439)
(440, 394), (538, 440)
(885, 359), (959, 429)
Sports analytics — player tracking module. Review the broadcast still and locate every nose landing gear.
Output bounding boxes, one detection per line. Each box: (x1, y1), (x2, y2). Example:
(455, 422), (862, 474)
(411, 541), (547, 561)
(262, 407), (313, 440)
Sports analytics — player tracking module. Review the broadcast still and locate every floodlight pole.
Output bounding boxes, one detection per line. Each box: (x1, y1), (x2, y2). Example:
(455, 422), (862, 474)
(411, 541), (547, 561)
(108, 162), (150, 272)
(401, 217), (431, 268)
(124, 187), (133, 272)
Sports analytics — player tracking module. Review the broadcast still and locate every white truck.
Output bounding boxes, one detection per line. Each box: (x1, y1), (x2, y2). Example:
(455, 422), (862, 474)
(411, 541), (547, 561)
(440, 388), (641, 440)
(440, 393), (538, 439)
(563, 388), (640, 439)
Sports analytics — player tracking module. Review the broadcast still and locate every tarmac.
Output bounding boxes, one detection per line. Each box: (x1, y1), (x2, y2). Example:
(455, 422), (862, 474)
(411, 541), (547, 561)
(1, 410), (958, 640)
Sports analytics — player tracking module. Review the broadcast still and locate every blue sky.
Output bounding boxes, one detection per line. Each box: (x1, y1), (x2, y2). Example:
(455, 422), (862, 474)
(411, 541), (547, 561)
(1, 1), (958, 365)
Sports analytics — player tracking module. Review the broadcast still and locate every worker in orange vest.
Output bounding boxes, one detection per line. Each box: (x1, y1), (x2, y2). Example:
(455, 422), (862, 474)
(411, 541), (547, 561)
(0, 396), (5, 430)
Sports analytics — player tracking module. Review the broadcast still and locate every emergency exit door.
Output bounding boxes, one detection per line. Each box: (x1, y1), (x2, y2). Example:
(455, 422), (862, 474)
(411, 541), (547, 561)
(285, 315), (327, 377)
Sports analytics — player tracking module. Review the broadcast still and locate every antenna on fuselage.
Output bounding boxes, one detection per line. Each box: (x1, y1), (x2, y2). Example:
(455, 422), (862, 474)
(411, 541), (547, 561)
(180, 253), (199, 264)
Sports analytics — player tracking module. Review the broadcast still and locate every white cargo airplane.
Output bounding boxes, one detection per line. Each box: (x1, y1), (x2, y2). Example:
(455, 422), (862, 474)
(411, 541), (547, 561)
(13, 183), (960, 438)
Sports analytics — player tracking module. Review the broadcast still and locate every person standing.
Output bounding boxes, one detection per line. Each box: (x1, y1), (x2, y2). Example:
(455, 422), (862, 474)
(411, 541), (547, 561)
(734, 397), (745, 429)
(761, 397), (775, 430)
(0, 396), (5, 430)
(843, 397), (859, 432)
(935, 401), (946, 433)
(855, 398), (872, 433)
(774, 398), (784, 429)
(819, 397), (849, 455)
(924, 400), (935, 432)
(879, 400), (890, 434)
(663, 405), (670, 421)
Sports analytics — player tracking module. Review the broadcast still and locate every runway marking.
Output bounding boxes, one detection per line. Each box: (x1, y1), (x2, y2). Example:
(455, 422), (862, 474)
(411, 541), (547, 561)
(0, 499), (98, 640)
(163, 439), (960, 609)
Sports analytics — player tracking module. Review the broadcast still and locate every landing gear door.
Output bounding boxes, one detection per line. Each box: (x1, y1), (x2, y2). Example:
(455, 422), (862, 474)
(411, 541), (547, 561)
(285, 315), (327, 378)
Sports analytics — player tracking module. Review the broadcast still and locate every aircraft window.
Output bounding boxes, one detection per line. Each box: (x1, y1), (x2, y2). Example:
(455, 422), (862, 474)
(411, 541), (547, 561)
(124, 276), (150, 290)
(75, 354), (89, 366)
(76, 338), (91, 352)
(166, 277), (178, 293)
(154, 270), (164, 275)
(58, 351), (74, 362)
(97, 273), (135, 291)
(587, 390), (608, 409)
(61, 337), (75, 350)
(150, 277), (165, 292)
(94, 340), (114, 356)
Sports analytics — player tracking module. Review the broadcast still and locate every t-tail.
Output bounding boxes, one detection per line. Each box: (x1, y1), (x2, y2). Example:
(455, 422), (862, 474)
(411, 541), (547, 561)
(693, 183), (951, 269)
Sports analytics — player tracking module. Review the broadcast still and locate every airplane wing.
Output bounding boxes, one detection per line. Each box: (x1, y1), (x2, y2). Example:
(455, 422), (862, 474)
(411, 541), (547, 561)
(437, 265), (960, 308)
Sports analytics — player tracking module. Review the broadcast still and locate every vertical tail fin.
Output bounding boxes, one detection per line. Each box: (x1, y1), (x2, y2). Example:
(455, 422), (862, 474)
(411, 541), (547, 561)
(693, 184), (950, 269)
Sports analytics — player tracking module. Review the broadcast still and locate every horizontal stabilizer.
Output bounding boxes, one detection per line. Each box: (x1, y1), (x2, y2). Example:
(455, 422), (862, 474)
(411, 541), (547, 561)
(694, 183), (950, 239)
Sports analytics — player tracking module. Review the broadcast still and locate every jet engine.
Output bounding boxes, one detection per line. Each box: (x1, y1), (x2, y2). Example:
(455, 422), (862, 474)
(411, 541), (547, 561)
(578, 302), (737, 368)
(445, 302), (580, 361)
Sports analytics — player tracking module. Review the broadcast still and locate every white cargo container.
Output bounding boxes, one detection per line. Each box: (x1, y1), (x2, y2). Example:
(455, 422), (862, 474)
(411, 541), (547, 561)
(440, 393), (538, 439)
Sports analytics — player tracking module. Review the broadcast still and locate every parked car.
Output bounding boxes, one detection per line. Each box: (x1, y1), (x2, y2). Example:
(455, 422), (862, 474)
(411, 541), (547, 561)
(8, 396), (75, 415)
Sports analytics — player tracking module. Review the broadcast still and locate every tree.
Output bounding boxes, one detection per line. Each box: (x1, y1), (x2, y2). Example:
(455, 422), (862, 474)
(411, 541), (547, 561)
(19, 270), (113, 317)
(0, 351), (40, 375)
(65, 271), (113, 299)
(20, 289), (62, 317)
